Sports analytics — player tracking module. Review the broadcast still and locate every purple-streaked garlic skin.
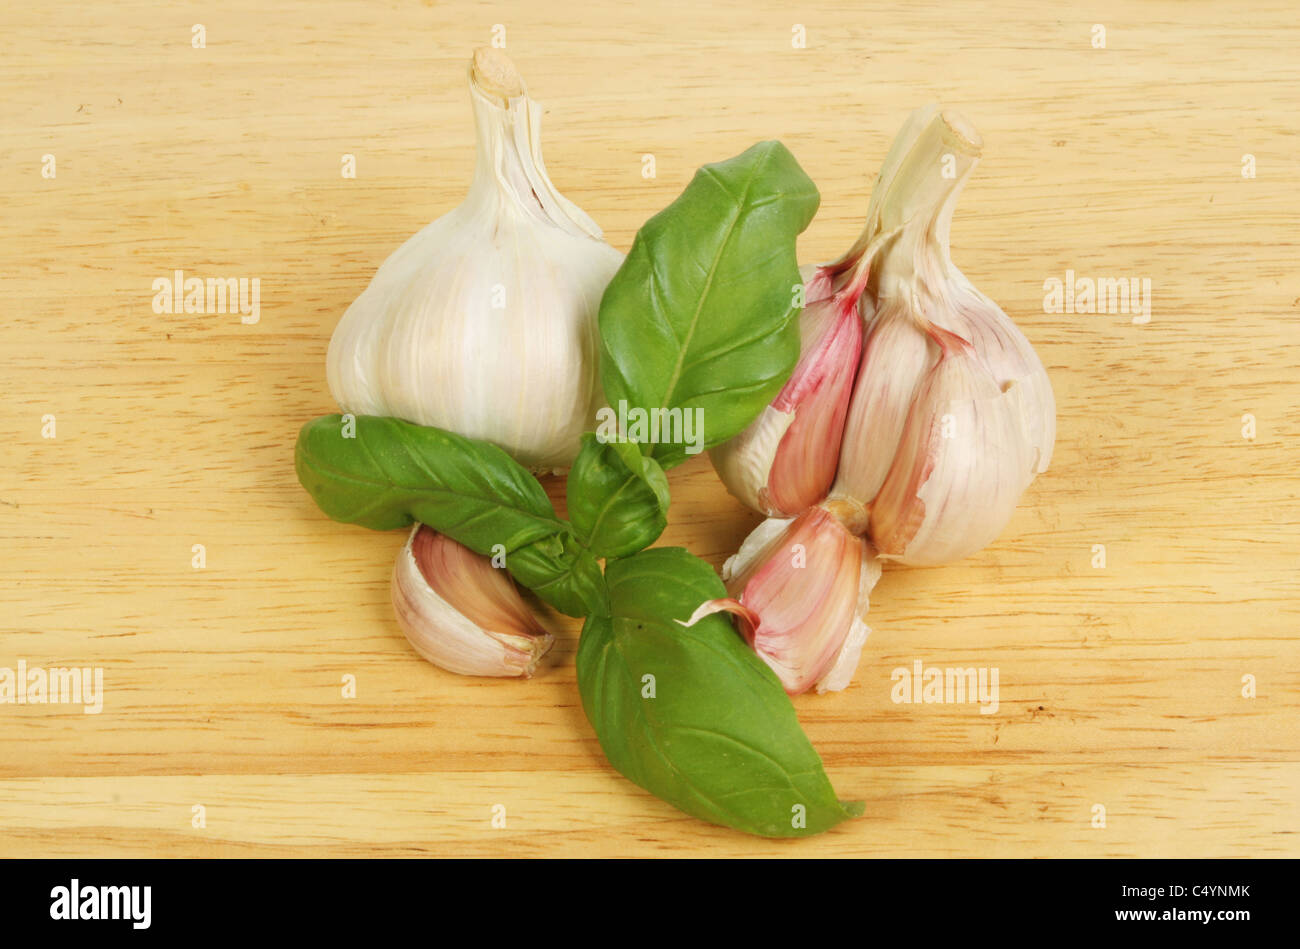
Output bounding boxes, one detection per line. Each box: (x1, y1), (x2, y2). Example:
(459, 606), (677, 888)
(391, 524), (554, 678)
(683, 506), (881, 694)
(867, 328), (1037, 564)
(709, 285), (863, 517)
(692, 106), (1055, 695)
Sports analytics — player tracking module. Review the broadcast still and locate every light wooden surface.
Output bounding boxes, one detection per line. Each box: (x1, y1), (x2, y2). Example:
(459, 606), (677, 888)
(2, 0), (1297, 857)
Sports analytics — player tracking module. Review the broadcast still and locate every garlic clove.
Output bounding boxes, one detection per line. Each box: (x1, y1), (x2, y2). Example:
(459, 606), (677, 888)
(685, 506), (881, 695)
(868, 327), (1037, 565)
(709, 274), (863, 517)
(706, 408), (795, 516)
(764, 295), (863, 514)
(391, 524), (554, 677)
(829, 298), (933, 533)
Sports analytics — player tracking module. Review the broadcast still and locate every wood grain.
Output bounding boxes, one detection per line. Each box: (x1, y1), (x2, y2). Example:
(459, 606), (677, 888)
(1, 0), (1296, 857)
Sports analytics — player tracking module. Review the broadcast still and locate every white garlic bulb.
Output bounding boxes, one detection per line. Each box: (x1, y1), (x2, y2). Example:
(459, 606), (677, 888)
(327, 48), (624, 471)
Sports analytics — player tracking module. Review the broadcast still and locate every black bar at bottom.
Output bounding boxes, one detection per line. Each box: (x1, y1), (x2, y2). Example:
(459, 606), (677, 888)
(0, 857), (1280, 935)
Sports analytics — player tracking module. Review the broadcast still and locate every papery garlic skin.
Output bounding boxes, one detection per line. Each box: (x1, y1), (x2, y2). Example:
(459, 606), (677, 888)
(392, 524), (554, 677)
(830, 105), (1056, 557)
(327, 49), (623, 471)
(683, 506), (882, 695)
(869, 328), (1036, 564)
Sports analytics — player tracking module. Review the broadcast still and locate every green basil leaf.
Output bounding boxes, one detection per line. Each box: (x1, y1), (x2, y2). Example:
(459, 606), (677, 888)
(576, 547), (863, 837)
(294, 414), (562, 539)
(567, 434), (671, 560)
(294, 414), (601, 616)
(598, 141), (819, 469)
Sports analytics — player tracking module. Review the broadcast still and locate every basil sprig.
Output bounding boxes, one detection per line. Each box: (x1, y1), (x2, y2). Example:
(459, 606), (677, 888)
(570, 142), (861, 837)
(294, 414), (602, 616)
(577, 548), (864, 837)
(295, 141), (863, 838)
(598, 140), (819, 469)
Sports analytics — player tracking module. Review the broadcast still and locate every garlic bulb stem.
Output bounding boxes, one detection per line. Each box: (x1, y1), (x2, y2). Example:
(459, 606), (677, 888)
(466, 48), (605, 241)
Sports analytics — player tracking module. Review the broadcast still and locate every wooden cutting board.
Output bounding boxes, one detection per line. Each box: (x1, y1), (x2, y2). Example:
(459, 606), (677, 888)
(2, 0), (1296, 857)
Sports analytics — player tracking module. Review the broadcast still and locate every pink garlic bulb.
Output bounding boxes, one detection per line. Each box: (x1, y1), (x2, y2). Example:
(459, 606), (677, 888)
(829, 105), (1055, 563)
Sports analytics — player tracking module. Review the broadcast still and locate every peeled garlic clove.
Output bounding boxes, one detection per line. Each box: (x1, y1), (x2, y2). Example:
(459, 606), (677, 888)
(327, 48), (623, 471)
(391, 524), (554, 677)
(684, 506), (882, 695)
(709, 285), (862, 516)
(869, 328), (1036, 565)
